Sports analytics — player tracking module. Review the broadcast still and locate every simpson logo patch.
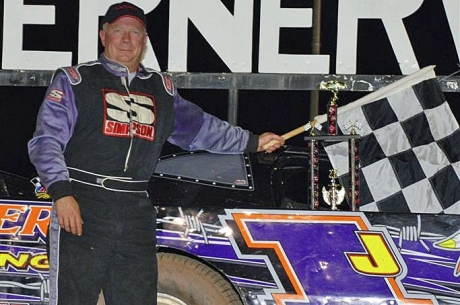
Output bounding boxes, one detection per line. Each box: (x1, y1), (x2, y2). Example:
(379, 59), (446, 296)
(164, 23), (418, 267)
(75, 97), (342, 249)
(47, 89), (64, 102)
(103, 91), (156, 141)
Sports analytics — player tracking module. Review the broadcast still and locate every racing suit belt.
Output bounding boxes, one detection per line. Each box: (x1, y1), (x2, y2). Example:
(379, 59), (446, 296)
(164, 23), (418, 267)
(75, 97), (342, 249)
(68, 167), (149, 192)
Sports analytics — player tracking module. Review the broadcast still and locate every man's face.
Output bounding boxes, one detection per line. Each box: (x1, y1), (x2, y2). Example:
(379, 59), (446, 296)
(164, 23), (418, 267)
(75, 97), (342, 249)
(100, 17), (147, 72)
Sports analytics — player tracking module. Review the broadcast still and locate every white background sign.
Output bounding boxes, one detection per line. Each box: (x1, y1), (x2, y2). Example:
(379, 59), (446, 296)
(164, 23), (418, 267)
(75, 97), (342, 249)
(1, 0), (459, 74)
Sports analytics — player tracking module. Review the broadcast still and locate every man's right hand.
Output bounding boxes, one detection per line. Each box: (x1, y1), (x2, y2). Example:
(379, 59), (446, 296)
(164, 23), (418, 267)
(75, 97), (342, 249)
(55, 196), (84, 236)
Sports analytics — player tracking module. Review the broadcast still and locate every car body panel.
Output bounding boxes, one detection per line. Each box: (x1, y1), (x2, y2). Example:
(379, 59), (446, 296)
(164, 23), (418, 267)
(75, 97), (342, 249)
(0, 148), (459, 304)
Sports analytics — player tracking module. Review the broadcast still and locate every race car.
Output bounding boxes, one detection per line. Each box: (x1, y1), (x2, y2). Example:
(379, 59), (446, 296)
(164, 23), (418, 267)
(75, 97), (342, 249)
(0, 145), (459, 305)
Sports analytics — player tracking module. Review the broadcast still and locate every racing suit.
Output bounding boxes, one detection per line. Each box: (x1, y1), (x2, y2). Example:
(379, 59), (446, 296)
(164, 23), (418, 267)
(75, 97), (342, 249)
(28, 54), (259, 305)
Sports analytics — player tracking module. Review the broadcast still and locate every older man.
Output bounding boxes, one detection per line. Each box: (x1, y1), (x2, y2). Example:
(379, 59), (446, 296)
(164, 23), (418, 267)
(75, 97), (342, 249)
(28, 2), (284, 304)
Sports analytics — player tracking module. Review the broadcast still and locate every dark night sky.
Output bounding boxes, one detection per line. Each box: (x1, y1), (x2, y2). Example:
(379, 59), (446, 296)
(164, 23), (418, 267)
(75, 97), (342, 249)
(0, 0), (459, 178)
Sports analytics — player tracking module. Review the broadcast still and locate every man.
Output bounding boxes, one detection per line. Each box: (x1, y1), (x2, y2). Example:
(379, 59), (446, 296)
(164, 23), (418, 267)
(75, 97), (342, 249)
(28, 2), (284, 304)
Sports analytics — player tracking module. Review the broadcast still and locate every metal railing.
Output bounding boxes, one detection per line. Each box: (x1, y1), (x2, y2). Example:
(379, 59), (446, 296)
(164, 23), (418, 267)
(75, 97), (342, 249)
(1, 70), (459, 124)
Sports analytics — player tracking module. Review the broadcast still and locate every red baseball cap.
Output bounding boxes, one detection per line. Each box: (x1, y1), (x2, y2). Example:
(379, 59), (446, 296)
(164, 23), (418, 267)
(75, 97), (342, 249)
(101, 2), (147, 28)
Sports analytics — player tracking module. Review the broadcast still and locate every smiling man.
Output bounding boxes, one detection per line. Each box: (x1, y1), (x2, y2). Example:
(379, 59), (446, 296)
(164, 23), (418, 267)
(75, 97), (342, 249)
(27, 2), (284, 305)
(100, 7), (147, 72)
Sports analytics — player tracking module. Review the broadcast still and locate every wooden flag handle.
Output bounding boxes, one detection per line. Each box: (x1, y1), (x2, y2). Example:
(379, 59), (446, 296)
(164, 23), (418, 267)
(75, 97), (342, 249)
(262, 123), (310, 150)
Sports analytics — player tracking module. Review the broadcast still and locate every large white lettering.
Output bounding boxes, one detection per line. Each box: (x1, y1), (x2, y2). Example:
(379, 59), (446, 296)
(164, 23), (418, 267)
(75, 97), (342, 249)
(0, 1), (456, 74)
(336, 0), (423, 74)
(169, 0), (253, 72)
(443, 0), (460, 64)
(78, 0), (108, 65)
(2, 0), (71, 70)
(259, 0), (329, 73)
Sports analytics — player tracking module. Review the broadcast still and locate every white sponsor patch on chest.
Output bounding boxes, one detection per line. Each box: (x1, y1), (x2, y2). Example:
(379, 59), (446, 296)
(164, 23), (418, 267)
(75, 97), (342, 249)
(103, 90), (156, 141)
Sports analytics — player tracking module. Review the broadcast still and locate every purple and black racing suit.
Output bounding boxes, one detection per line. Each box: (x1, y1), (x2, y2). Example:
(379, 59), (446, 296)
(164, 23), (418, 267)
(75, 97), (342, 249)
(28, 54), (259, 305)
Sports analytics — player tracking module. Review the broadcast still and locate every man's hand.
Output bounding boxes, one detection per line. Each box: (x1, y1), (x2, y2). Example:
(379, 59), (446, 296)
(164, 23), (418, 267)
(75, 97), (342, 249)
(257, 132), (285, 153)
(55, 196), (83, 236)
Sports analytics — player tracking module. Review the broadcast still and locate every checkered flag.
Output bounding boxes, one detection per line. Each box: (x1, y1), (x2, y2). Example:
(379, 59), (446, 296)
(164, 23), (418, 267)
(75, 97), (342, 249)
(316, 66), (460, 214)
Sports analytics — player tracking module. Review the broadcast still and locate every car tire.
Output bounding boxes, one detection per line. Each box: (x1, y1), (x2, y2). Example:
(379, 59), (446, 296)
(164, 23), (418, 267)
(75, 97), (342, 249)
(158, 252), (242, 305)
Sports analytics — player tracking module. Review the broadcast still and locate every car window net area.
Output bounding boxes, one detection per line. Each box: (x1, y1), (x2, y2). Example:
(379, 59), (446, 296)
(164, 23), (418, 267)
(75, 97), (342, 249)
(0, 170), (38, 200)
(153, 152), (253, 189)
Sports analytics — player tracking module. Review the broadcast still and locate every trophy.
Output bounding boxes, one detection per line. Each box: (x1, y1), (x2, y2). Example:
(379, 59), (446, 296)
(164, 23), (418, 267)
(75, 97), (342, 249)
(344, 120), (362, 211)
(319, 80), (347, 135)
(322, 169), (346, 210)
(344, 120), (363, 135)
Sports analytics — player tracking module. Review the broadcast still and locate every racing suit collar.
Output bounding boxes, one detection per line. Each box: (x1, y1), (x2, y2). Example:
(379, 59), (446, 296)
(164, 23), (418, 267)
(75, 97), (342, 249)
(99, 54), (151, 78)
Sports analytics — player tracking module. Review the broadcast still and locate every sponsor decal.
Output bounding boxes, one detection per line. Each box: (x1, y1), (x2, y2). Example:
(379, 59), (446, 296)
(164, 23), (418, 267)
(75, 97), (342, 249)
(0, 202), (50, 303)
(222, 210), (438, 304)
(103, 90), (156, 141)
(0, 245), (48, 274)
(433, 230), (460, 277)
(30, 177), (50, 200)
(0, 201), (51, 243)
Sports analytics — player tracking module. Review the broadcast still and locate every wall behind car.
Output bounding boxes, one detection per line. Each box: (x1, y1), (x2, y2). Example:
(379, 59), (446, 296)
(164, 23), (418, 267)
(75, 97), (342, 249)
(0, 0), (459, 178)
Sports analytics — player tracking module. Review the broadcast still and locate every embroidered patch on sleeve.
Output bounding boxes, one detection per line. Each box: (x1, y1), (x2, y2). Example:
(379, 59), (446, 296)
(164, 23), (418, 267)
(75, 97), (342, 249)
(47, 89), (64, 102)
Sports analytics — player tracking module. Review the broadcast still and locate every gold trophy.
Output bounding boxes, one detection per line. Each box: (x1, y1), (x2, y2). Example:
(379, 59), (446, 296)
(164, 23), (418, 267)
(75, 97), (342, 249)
(322, 169), (346, 210)
(319, 80), (347, 135)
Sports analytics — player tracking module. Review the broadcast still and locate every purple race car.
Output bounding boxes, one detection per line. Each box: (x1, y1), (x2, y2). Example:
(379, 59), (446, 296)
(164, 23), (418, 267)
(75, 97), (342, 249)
(0, 146), (459, 305)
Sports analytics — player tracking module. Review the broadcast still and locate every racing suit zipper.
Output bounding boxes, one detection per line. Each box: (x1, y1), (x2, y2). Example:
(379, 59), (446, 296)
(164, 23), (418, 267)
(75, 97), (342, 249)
(121, 76), (134, 172)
